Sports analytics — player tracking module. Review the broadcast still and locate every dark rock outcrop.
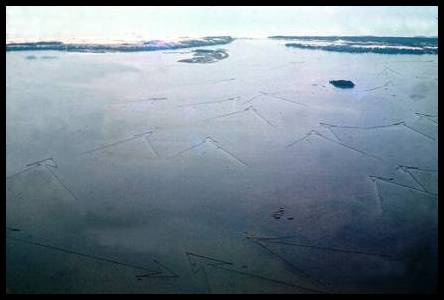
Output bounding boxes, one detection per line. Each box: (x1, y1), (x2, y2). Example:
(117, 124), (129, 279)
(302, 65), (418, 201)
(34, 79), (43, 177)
(329, 80), (355, 89)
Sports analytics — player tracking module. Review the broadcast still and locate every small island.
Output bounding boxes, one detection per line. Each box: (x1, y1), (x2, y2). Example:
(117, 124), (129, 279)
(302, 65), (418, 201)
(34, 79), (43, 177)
(329, 80), (355, 89)
(178, 49), (229, 64)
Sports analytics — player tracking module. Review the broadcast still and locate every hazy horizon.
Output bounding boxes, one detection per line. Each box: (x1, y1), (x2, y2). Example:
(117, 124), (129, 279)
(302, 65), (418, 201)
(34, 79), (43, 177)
(6, 6), (438, 43)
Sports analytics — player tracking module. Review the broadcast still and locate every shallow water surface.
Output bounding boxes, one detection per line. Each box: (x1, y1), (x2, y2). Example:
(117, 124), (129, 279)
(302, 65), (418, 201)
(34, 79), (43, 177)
(6, 39), (438, 293)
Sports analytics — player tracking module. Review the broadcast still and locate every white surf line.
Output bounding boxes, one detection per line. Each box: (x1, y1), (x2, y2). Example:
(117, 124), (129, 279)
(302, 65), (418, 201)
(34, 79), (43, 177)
(260, 91), (308, 107)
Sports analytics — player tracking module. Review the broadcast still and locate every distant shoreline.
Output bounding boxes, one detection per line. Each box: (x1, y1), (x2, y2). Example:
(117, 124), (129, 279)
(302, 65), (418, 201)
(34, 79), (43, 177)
(6, 36), (234, 53)
(6, 35), (438, 55)
(269, 36), (438, 55)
